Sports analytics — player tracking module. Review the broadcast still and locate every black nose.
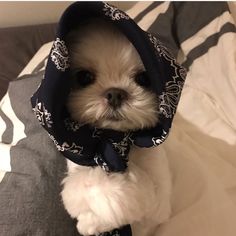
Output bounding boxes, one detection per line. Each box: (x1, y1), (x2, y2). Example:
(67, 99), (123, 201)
(104, 88), (128, 109)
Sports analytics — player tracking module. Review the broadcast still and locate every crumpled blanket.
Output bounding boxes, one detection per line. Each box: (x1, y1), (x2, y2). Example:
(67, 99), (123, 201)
(0, 2), (236, 236)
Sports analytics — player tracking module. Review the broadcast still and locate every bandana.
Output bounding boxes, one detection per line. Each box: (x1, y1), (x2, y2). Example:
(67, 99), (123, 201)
(31, 2), (186, 235)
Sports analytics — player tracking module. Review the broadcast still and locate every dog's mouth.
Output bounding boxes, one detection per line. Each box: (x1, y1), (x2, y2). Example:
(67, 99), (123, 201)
(104, 112), (124, 122)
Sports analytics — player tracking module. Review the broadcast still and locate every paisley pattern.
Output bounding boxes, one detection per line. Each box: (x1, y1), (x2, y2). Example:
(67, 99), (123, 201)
(64, 118), (84, 132)
(33, 100), (53, 128)
(48, 134), (64, 151)
(92, 127), (102, 138)
(159, 80), (185, 118)
(152, 130), (168, 146)
(94, 154), (109, 172)
(111, 132), (133, 161)
(99, 229), (121, 236)
(148, 33), (175, 60)
(48, 134), (83, 154)
(61, 142), (83, 154)
(148, 34), (186, 118)
(103, 3), (129, 21)
(51, 38), (69, 71)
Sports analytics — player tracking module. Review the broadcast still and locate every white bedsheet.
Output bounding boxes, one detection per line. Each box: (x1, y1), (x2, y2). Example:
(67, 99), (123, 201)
(12, 3), (236, 235)
(157, 29), (236, 236)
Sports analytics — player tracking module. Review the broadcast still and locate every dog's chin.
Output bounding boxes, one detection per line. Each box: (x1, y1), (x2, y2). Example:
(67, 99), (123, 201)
(92, 113), (158, 132)
(95, 119), (137, 132)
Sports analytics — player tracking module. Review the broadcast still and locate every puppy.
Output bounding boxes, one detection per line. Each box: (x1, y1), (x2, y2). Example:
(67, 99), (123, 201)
(61, 19), (172, 236)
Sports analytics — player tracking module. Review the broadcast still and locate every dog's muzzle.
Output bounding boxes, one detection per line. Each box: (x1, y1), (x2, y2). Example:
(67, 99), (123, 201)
(104, 88), (128, 109)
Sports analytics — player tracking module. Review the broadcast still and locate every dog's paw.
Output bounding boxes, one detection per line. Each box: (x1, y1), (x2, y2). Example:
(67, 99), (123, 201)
(77, 212), (112, 236)
(77, 212), (98, 235)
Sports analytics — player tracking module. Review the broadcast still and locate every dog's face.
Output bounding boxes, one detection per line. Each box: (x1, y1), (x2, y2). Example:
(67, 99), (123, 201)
(66, 20), (158, 132)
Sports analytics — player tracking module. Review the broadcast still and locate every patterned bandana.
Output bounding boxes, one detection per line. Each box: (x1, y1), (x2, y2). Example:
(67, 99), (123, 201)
(31, 2), (186, 235)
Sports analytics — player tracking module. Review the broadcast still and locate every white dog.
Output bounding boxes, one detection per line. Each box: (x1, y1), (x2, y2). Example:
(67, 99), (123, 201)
(61, 19), (172, 236)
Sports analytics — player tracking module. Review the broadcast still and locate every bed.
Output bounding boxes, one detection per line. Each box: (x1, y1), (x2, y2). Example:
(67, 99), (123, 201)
(1, 2), (236, 236)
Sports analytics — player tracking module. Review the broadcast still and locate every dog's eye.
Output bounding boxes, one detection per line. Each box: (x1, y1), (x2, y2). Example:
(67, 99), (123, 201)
(74, 70), (95, 87)
(134, 71), (150, 88)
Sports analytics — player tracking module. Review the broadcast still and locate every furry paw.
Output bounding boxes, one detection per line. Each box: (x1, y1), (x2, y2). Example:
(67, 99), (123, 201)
(77, 212), (111, 235)
(77, 212), (98, 235)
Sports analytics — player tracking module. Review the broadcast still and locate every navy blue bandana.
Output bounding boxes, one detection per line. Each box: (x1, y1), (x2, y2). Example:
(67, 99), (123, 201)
(31, 2), (186, 235)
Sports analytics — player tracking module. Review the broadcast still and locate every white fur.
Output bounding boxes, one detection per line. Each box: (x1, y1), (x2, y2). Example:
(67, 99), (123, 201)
(61, 20), (172, 235)
(66, 19), (159, 132)
(62, 147), (171, 236)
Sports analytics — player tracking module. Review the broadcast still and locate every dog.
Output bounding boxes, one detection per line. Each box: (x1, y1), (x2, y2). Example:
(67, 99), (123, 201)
(61, 19), (172, 236)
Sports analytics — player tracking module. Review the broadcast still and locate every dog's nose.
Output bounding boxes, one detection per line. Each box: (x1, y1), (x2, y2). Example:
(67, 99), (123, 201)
(104, 88), (128, 109)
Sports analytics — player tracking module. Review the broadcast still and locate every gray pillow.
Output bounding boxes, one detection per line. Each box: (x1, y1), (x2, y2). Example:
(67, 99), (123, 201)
(0, 72), (80, 236)
(0, 24), (56, 100)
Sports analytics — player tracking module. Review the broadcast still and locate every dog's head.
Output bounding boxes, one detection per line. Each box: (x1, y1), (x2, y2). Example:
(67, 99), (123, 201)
(66, 20), (159, 132)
